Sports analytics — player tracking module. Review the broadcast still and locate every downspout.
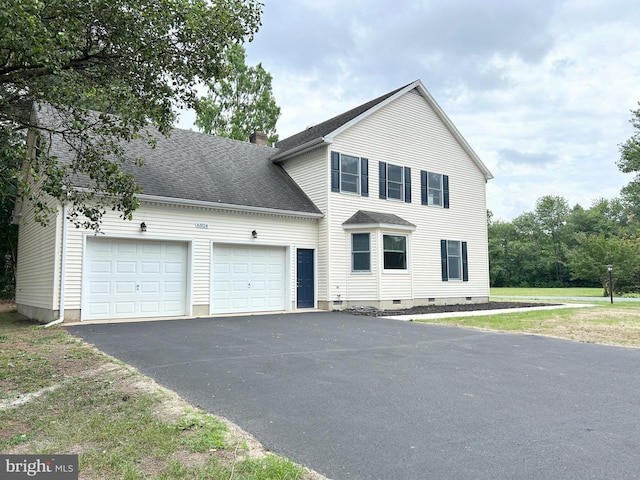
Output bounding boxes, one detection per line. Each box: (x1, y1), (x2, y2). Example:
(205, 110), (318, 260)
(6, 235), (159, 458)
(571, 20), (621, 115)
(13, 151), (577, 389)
(43, 201), (68, 328)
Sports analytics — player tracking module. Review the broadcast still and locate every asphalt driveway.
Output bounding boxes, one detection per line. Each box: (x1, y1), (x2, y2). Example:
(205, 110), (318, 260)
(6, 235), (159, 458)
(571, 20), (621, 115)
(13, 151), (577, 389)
(68, 312), (640, 480)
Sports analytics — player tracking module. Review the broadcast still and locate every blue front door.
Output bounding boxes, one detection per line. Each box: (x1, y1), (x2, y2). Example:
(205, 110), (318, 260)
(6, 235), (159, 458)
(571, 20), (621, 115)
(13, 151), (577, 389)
(296, 249), (314, 308)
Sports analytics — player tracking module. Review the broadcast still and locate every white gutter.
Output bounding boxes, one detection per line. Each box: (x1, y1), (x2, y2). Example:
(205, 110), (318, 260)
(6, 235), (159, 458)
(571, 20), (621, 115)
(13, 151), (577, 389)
(43, 201), (68, 328)
(136, 193), (324, 218)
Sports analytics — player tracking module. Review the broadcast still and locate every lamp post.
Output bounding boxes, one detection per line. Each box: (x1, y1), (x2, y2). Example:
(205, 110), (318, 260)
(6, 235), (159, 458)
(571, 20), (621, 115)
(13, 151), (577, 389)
(607, 264), (613, 304)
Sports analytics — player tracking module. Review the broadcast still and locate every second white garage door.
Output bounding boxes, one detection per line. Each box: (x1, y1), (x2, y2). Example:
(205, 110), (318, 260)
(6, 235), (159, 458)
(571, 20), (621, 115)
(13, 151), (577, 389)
(211, 244), (286, 314)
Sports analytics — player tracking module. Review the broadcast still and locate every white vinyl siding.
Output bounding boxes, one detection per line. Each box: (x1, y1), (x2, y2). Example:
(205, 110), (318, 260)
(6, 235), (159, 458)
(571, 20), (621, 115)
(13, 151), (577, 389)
(60, 201), (318, 317)
(279, 147), (329, 302)
(15, 199), (61, 312)
(324, 88), (489, 305)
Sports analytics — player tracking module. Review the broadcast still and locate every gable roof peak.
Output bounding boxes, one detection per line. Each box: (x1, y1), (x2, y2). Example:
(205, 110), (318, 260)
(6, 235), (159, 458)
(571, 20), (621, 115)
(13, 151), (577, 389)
(272, 79), (493, 180)
(273, 81), (417, 156)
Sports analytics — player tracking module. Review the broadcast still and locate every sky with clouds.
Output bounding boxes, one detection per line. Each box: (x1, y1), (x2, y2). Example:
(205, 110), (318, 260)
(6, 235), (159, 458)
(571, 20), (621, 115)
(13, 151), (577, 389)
(177, 0), (640, 220)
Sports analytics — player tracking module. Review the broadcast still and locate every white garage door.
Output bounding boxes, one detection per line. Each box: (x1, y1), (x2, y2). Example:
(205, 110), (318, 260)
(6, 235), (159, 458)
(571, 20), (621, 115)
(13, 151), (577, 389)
(211, 244), (286, 314)
(83, 238), (188, 320)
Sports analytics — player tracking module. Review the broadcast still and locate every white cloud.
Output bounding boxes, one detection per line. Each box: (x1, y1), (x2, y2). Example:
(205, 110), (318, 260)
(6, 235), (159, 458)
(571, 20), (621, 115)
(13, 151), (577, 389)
(177, 0), (640, 220)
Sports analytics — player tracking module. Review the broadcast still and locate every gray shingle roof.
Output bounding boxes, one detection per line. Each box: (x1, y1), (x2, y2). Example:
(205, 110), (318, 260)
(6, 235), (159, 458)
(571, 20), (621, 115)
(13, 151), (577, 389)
(37, 105), (322, 216)
(274, 83), (410, 153)
(117, 129), (321, 214)
(343, 210), (415, 228)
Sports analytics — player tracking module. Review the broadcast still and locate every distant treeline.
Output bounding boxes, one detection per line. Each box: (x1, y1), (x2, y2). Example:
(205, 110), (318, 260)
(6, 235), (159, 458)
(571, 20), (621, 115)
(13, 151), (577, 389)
(488, 195), (640, 295)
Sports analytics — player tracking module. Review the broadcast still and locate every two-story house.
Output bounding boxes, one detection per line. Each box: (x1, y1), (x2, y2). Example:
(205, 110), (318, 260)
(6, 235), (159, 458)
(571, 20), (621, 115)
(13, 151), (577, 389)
(14, 80), (493, 323)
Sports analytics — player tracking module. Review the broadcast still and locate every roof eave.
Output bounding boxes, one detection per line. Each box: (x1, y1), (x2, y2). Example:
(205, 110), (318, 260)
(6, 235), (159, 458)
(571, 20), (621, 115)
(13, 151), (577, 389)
(70, 187), (324, 218)
(343, 222), (416, 232)
(271, 137), (331, 163)
(136, 193), (324, 218)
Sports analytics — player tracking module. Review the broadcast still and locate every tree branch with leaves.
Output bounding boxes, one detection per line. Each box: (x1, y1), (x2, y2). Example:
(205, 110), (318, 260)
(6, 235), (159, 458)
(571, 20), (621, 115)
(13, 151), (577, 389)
(194, 44), (280, 144)
(1, 0), (263, 231)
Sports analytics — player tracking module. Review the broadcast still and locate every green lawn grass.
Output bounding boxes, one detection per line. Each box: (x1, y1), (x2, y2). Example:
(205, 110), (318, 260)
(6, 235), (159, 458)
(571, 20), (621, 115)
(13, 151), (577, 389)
(416, 302), (640, 347)
(491, 287), (605, 297)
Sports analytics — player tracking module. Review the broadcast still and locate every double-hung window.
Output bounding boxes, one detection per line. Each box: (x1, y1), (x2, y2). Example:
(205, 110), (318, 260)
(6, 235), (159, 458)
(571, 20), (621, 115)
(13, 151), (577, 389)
(379, 162), (411, 202)
(383, 234), (407, 270)
(351, 233), (371, 272)
(440, 240), (468, 281)
(421, 171), (449, 208)
(331, 151), (369, 196)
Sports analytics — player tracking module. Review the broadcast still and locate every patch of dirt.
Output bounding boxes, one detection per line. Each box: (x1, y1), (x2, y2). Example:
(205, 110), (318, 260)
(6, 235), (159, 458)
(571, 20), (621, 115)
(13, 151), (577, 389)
(0, 300), (16, 313)
(345, 301), (560, 317)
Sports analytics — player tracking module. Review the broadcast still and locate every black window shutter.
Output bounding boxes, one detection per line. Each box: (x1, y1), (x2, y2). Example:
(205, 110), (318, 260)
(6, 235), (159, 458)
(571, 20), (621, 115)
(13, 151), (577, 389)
(379, 161), (387, 199)
(462, 241), (468, 281)
(443, 175), (450, 209)
(440, 240), (448, 281)
(361, 158), (369, 197)
(331, 152), (340, 192)
(404, 167), (411, 203)
(421, 170), (427, 205)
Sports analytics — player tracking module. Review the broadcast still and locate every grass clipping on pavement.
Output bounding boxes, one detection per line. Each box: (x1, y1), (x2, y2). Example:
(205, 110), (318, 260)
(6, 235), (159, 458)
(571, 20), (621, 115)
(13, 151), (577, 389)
(0, 306), (323, 480)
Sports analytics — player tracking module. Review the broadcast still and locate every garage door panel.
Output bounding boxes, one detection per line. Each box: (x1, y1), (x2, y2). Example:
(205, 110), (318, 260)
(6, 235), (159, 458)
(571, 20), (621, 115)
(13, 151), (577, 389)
(212, 244), (286, 314)
(141, 282), (160, 294)
(89, 282), (110, 295)
(84, 238), (187, 320)
(164, 282), (182, 293)
(88, 303), (110, 316)
(141, 262), (160, 274)
(116, 261), (136, 274)
(91, 261), (111, 273)
(164, 262), (184, 274)
(116, 281), (136, 294)
(232, 281), (248, 292)
(117, 243), (137, 255)
(114, 302), (136, 314)
(140, 301), (160, 313)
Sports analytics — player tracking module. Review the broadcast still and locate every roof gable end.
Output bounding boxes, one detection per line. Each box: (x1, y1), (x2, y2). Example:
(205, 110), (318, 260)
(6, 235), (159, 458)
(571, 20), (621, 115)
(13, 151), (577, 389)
(273, 80), (493, 180)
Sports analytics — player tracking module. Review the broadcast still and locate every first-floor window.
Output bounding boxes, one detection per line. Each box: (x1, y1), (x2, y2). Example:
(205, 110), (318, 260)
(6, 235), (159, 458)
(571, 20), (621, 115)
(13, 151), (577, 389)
(441, 240), (468, 281)
(352, 233), (371, 271)
(383, 235), (407, 270)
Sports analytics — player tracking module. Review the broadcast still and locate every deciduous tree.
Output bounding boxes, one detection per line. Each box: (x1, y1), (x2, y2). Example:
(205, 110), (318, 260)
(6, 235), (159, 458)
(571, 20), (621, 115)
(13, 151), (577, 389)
(1, 0), (262, 230)
(194, 44), (280, 144)
(569, 234), (640, 295)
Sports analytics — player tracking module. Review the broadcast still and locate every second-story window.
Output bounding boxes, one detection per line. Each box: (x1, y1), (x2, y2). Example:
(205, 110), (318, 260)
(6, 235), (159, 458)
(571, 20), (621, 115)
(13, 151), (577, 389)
(421, 170), (449, 208)
(341, 154), (360, 194)
(379, 162), (411, 202)
(331, 151), (369, 196)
